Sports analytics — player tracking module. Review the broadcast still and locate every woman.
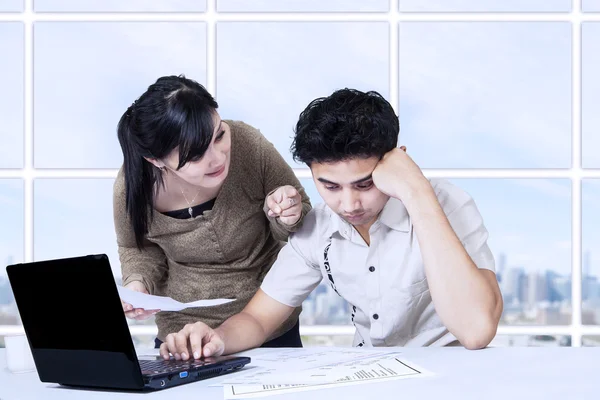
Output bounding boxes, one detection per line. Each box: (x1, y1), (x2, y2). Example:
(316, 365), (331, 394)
(114, 75), (311, 352)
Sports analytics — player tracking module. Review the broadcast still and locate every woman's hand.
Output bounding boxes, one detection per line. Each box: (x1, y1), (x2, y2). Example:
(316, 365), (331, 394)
(121, 280), (160, 320)
(266, 185), (303, 226)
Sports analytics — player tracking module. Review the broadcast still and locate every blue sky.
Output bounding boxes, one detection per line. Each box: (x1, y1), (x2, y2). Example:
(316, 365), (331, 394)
(0, 23), (23, 168)
(33, 0), (206, 12)
(584, 0), (600, 12)
(0, 16), (596, 283)
(0, 0), (22, 12)
(34, 22), (207, 168)
(217, 0), (388, 12)
(217, 22), (389, 167)
(583, 23), (600, 167)
(0, 180), (23, 268)
(400, 22), (571, 168)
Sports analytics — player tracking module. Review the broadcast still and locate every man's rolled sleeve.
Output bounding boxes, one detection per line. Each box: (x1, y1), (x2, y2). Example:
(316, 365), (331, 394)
(261, 227), (323, 308)
(447, 198), (496, 273)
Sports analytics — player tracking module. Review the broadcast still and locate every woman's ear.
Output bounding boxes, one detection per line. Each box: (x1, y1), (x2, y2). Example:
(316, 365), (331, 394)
(143, 157), (164, 169)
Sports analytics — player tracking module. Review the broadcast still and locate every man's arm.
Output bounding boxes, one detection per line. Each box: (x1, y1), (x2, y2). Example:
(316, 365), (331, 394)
(159, 211), (324, 360)
(404, 187), (502, 349)
(159, 290), (294, 360)
(373, 148), (503, 350)
(216, 290), (295, 355)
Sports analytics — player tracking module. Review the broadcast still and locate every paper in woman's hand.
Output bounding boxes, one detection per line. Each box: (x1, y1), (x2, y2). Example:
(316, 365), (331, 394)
(117, 286), (235, 312)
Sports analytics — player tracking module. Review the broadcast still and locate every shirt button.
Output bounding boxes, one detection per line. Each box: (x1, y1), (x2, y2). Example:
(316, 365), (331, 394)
(373, 314), (379, 320)
(369, 266), (375, 272)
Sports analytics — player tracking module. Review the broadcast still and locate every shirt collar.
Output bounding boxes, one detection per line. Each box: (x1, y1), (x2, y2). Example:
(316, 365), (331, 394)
(324, 197), (410, 238)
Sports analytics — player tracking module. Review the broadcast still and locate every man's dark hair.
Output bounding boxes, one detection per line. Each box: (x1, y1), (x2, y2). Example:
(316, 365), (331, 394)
(291, 88), (399, 165)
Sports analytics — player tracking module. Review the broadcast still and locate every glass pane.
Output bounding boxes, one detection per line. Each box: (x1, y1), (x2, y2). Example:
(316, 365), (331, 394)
(450, 179), (572, 325)
(0, 0), (23, 12)
(34, 179), (158, 328)
(300, 281), (353, 326)
(302, 335), (355, 347)
(298, 178), (351, 326)
(34, 179), (119, 269)
(583, 336), (600, 346)
(583, 23), (600, 167)
(583, 0), (600, 12)
(300, 177), (323, 207)
(0, 23), (24, 168)
(34, 22), (206, 168)
(399, 22), (571, 168)
(582, 180), (600, 325)
(0, 180), (24, 326)
(34, 0), (206, 12)
(490, 335), (571, 347)
(218, 22), (389, 167)
(400, 0), (571, 12)
(218, 0), (388, 12)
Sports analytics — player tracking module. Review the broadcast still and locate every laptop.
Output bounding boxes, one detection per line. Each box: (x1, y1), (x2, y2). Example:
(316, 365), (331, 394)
(6, 254), (251, 391)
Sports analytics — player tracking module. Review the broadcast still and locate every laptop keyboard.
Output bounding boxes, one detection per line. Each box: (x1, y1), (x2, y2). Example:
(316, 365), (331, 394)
(139, 358), (214, 375)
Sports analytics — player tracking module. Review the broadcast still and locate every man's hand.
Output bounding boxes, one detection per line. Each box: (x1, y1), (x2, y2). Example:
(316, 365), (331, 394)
(266, 185), (302, 226)
(372, 147), (430, 202)
(159, 322), (225, 361)
(121, 280), (159, 320)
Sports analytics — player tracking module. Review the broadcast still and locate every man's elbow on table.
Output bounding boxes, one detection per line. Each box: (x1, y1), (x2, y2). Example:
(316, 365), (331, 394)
(460, 321), (497, 350)
(458, 305), (502, 350)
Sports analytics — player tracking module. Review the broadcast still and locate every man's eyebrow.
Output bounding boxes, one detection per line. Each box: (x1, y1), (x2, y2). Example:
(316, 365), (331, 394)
(317, 177), (337, 185)
(350, 174), (373, 184)
(317, 174), (373, 185)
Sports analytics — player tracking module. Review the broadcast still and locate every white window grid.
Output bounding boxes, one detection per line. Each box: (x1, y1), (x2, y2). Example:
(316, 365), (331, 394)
(1, 0), (599, 345)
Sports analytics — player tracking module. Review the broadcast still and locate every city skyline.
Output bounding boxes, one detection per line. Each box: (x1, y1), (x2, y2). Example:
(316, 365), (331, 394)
(0, 177), (595, 277)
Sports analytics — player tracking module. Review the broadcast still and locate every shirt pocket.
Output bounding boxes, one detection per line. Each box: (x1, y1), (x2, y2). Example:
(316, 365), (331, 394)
(387, 277), (432, 345)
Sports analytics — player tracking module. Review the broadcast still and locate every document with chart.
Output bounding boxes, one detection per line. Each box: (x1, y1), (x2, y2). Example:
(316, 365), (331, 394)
(222, 350), (431, 399)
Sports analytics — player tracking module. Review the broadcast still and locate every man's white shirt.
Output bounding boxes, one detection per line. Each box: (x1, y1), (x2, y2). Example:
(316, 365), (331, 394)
(261, 178), (496, 347)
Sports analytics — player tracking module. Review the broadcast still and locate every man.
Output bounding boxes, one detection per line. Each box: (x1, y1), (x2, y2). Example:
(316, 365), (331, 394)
(159, 88), (503, 360)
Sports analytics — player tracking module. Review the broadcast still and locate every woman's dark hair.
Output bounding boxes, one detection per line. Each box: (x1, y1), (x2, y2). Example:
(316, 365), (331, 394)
(291, 88), (399, 165)
(117, 75), (218, 248)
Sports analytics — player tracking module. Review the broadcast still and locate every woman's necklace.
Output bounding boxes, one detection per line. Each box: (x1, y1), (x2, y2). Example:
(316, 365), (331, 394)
(177, 183), (202, 218)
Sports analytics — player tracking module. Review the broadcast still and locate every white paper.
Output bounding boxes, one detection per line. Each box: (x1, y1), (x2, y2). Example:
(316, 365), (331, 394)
(223, 353), (431, 399)
(218, 348), (398, 385)
(117, 286), (235, 312)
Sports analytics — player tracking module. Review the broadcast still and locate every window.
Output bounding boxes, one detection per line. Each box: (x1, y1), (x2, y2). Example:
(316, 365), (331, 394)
(399, 22), (571, 168)
(0, 0), (22, 12)
(583, 0), (600, 12)
(34, 22), (207, 168)
(582, 23), (600, 167)
(34, 1), (206, 12)
(217, 1), (388, 12)
(0, 1), (590, 348)
(452, 179), (571, 325)
(582, 180), (600, 325)
(0, 180), (23, 328)
(217, 22), (389, 166)
(399, 0), (571, 12)
(0, 23), (23, 168)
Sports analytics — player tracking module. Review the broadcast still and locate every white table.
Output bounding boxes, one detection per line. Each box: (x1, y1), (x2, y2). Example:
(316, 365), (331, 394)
(1, 347), (598, 400)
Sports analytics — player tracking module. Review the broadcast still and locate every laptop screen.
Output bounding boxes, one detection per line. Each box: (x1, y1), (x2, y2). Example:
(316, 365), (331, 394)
(7, 254), (134, 353)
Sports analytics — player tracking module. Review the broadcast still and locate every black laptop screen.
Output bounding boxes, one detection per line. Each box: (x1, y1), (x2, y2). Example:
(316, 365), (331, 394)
(7, 254), (135, 354)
